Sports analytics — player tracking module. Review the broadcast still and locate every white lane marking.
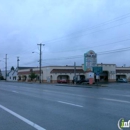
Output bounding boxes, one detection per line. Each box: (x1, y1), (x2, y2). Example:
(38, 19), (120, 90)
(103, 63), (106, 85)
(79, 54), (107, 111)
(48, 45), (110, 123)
(12, 91), (19, 93)
(43, 90), (87, 98)
(110, 94), (130, 97)
(0, 104), (46, 130)
(1, 86), (130, 105)
(122, 95), (130, 97)
(98, 97), (130, 104)
(58, 101), (83, 107)
(0, 88), (19, 94)
(44, 90), (130, 104)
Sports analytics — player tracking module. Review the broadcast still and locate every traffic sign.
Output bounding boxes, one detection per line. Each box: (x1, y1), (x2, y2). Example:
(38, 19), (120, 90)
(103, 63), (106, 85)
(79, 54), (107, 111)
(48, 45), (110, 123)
(92, 67), (102, 74)
(96, 75), (99, 79)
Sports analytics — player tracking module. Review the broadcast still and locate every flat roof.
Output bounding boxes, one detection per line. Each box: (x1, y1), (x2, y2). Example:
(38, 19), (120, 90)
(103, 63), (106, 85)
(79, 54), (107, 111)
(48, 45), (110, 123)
(50, 69), (84, 73)
(42, 65), (82, 67)
(97, 63), (116, 65)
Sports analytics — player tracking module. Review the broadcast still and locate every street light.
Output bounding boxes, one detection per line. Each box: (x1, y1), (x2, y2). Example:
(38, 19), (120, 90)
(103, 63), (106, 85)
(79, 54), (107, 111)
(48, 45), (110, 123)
(32, 52), (39, 54)
(32, 51), (42, 83)
(32, 52), (41, 83)
(32, 43), (45, 84)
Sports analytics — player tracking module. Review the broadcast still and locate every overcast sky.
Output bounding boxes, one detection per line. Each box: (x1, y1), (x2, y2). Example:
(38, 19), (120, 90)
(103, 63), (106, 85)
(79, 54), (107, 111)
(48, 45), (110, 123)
(0, 0), (130, 70)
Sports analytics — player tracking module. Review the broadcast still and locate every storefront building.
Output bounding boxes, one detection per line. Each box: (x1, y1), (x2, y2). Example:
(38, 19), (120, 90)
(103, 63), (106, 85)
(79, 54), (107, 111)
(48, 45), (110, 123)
(17, 50), (130, 83)
(17, 64), (130, 83)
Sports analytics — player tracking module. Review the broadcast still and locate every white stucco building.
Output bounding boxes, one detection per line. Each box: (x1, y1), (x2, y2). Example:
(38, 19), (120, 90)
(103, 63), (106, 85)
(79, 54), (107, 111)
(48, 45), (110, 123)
(7, 69), (18, 81)
(17, 63), (130, 83)
(18, 66), (85, 83)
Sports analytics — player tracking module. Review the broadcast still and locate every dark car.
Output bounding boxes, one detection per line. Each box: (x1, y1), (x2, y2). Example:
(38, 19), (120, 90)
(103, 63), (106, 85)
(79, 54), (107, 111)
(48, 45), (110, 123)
(76, 79), (89, 84)
(117, 78), (127, 83)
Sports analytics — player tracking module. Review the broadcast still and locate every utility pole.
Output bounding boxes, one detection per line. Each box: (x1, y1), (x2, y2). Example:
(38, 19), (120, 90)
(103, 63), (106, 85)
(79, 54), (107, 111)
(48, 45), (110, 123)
(5, 54), (7, 81)
(17, 57), (20, 69)
(74, 62), (76, 84)
(37, 43), (45, 83)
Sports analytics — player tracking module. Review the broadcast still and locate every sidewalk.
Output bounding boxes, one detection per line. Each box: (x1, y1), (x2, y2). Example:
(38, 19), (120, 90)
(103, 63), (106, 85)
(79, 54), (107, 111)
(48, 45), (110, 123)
(55, 83), (108, 88)
(0, 80), (108, 88)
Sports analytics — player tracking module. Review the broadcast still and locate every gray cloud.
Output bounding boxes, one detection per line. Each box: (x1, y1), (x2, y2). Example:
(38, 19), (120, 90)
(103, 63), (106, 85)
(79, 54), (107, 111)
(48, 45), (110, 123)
(0, 0), (130, 70)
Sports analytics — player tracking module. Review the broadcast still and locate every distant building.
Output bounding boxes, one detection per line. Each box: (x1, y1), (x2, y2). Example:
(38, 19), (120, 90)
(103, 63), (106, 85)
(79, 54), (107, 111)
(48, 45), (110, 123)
(7, 69), (18, 81)
(6, 67), (36, 82)
(4, 50), (130, 83)
(18, 66), (84, 83)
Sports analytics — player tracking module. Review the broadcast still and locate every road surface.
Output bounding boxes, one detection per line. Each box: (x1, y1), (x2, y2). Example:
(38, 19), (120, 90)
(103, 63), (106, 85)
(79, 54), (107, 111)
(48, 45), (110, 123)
(0, 81), (130, 130)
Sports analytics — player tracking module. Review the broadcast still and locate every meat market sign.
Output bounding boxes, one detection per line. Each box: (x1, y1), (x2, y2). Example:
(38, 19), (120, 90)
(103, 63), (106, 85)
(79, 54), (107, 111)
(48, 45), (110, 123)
(84, 50), (97, 71)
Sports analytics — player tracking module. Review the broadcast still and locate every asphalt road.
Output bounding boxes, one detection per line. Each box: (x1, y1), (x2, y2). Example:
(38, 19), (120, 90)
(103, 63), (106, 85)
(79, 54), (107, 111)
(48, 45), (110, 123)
(0, 81), (130, 130)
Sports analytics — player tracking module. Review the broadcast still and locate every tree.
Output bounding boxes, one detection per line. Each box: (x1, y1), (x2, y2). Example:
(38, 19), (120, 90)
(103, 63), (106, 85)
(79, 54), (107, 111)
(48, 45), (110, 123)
(0, 69), (2, 77)
(11, 66), (15, 71)
(0, 70), (4, 80)
(0, 76), (4, 80)
(29, 72), (37, 81)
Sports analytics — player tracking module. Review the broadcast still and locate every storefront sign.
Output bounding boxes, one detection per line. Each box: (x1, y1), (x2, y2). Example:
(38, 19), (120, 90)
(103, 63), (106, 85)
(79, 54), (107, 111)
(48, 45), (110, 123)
(84, 50), (97, 71)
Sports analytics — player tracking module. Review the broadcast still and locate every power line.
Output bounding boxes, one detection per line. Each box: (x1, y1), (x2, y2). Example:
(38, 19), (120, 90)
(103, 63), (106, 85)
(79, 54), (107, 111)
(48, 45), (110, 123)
(21, 46), (130, 66)
(42, 47), (130, 61)
(3, 37), (130, 66)
(43, 21), (130, 45)
(3, 20), (130, 61)
(43, 13), (130, 44)
(2, 13), (130, 66)
(1, 13), (130, 58)
(98, 48), (130, 55)
(18, 35), (130, 61)
(49, 38), (130, 53)
(15, 34), (130, 58)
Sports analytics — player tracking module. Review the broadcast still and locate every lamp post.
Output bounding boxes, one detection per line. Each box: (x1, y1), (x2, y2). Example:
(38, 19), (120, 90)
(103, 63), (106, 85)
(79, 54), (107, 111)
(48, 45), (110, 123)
(37, 43), (45, 83)
(17, 57), (20, 69)
(32, 44), (45, 84)
(32, 52), (40, 83)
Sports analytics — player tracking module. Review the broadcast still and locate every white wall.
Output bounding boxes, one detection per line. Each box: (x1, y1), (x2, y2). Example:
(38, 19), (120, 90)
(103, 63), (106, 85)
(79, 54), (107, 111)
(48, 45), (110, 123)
(42, 66), (83, 81)
(7, 70), (18, 81)
(97, 64), (116, 80)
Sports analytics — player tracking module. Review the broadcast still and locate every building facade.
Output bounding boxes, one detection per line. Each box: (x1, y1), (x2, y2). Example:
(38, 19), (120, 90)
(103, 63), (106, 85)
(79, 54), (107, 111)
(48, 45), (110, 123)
(18, 66), (85, 83)
(7, 69), (18, 81)
(116, 67), (130, 81)
(17, 64), (130, 83)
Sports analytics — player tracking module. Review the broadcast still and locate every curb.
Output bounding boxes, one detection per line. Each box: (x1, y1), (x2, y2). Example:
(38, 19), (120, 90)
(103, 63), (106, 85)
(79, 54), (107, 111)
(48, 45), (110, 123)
(0, 81), (108, 88)
(55, 84), (108, 88)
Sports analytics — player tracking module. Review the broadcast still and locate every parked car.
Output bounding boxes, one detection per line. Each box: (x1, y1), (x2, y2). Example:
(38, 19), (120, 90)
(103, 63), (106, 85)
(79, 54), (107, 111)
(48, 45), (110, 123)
(76, 79), (89, 84)
(117, 78), (127, 83)
(57, 79), (68, 83)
